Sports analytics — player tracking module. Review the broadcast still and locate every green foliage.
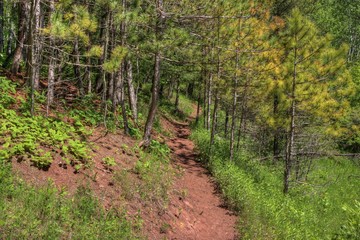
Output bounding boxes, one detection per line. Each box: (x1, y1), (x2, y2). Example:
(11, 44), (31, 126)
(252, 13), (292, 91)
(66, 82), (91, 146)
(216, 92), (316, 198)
(102, 156), (117, 168)
(335, 201), (360, 239)
(191, 127), (360, 239)
(0, 78), (91, 170)
(0, 77), (17, 107)
(0, 164), (137, 239)
(134, 142), (173, 208)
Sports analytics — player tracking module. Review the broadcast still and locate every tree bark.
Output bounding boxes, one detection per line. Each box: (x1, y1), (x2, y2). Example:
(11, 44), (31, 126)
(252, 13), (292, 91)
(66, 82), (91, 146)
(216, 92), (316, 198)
(74, 39), (84, 95)
(46, 0), (55, 114)
(230, 50), (239, 161)
(0, 0), (4, 52)
(32, 0), (40, 90)
(175, 79), (180, 111)
(210, 92), (219, 147)
(273, 93), (281, 161)
(10, 1), (28, 74)
(126, 60), (138, 122)
(284, 44), (297, 194)
(142, 51), (161, 146)
(142, 0), (164, 147)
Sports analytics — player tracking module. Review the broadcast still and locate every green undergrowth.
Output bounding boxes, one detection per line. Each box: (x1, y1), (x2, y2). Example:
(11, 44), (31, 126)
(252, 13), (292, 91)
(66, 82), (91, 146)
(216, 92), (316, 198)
(0, 163), (137, 239)
(114, 140), (173, 210)
(0, 77), (91, 170)
(191, 127), (360, 240)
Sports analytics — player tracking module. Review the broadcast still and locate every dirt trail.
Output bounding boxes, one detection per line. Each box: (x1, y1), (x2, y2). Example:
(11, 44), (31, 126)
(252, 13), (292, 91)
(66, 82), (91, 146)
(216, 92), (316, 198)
(163, 114), (238, 240)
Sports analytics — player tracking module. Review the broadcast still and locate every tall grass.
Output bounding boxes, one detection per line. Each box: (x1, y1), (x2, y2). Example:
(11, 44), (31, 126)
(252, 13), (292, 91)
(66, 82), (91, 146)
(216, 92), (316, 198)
(191, 127), (360, 239)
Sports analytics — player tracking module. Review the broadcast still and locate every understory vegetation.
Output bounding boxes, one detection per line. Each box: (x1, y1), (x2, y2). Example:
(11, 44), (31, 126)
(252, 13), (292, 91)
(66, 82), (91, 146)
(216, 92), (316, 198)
(0, 163), (136, 239)
(192, 126), (360, 239)
(0, 77), (174, 239)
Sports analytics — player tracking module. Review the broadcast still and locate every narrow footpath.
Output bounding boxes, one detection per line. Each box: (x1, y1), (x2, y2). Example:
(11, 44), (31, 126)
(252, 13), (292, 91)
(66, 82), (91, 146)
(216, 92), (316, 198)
(162, 114), (238, 240)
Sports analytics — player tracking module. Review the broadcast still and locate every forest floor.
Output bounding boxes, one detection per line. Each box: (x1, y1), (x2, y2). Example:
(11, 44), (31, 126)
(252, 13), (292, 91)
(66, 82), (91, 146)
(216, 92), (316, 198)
(160, 110), (238, 240)
(10, 100), (238, 239)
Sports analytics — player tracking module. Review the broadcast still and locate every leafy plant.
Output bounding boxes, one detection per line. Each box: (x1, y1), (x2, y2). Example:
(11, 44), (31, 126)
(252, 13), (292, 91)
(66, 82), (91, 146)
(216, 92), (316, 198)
(102, 156), (117, 168)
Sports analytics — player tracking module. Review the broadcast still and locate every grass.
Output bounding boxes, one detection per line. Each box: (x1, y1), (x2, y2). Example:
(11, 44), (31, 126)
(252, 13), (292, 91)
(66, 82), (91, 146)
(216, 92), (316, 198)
(0, 163), (138, 239)
(191, 127), (360, 240)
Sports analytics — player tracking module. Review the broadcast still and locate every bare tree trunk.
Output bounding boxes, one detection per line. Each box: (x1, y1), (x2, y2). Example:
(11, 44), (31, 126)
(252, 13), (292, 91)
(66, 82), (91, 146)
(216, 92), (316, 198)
(142, 0), (164, 147)
(32, 0), (40, 90)
(230, 51), (239, 161)
(85, 51), (92, 94)
(206, 73), (212, 130)
(284, 45), (297, 194)
(175, 79), (180, 111)
(114, 64), (129, 135)
(210, 92), (219, 147)
(143, 51), (161, 146)
(195, 89), (201, 124)
(46, 0), (55, 115)
(74, 39), (84, 95)
(10, 1), (28, 74)
(28, 0), (36, 116)
(273, 93), (281, 162)
(101, 10), (110, 127)
(126, 60), (138, 122)
(0, 0), (4, 52)
(224, 110), (229, 137)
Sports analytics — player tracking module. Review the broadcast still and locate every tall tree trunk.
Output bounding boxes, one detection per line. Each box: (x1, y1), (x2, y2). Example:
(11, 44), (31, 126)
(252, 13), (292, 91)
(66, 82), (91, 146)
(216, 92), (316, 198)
(32, 0), (40, 90)
(114, 64), (129, 135)
(46, 0), (55, 115)
(0, 0), (4, 52)
(126, 60), (138, 122)
(230, 50), (239, 161)
(28, 0), (36, 116)
(74, 39), (84, 95)
(142, 0), (164, 147)
(210, 92), (219, 147)
(284, 46), (297, 194)
(175, 79), (180, 111)
(143, 51), (161, 146)
(206, 73), (212, 130)
(10, 1), (28, 73)
(224, 110), (229, 137)
(195, 88), (201, 124)
(273, 93), (281, 162)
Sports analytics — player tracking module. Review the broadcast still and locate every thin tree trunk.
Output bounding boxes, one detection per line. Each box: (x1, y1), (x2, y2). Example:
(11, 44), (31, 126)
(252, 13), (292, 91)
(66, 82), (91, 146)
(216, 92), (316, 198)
(206, 73), (212, 130)
(142, 51), (161, 146)
(74, 39), (84, 95)
(273, 93), (281, 162)
(195, 89), (201, 124)
(28, 0), (35, 116)
(114, 64), (129, 135)
(175, 79), (180, 111)
(0, 0), (4, 52)
(224, 110), (229, 137)
(230, 51), (239, 161)
(32, 0), (40, 90)
(284, 45), (297, 194)
(142, 0), (164, 147)
(210, 92), (219, 147)
(126, 60), (138, 122)
(46, 0), (55, 116)
(101, 10), (110, 127)
(10, 1), (28, 73)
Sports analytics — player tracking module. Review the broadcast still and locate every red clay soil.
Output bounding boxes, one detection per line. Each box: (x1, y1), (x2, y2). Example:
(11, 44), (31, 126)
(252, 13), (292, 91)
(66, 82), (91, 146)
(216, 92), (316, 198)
(161, 117), (238, 240)
(10, 112), (238, 239)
